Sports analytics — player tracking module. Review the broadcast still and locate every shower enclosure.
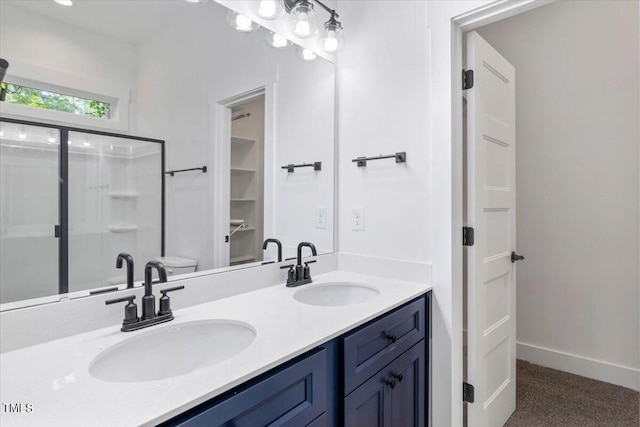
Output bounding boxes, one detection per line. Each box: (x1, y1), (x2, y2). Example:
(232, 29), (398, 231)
(0, 117), (164, 304)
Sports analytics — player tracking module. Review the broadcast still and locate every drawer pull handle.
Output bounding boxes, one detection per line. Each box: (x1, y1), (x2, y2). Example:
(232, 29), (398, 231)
(386, 379), (396, 389)
(395, 373), (404, 382)
(386, 334), (397, 344)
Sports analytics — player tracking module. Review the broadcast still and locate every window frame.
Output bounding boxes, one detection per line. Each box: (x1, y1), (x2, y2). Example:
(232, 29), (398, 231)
(0, 61), (130, 132)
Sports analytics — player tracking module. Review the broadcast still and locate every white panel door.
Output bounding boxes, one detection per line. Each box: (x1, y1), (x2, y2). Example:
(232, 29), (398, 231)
(466, 31), (517, 427)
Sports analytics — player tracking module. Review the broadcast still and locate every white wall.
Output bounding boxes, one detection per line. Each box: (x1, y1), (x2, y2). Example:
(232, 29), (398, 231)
(335, 0), (438, 420)
(476, 0), (640, 385)
(0, 3), (136, 131)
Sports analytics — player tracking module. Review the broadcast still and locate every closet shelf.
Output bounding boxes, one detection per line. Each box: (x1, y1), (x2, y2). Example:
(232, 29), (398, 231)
(107, 191), (137, 199)
(107, 225), (138, 233)
(230, 227), (256, 233)
(231, 136), (256, 145)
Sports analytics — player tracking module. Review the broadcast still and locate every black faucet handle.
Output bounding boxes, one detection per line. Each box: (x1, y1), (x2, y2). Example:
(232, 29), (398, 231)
(158, 286), (184, 316)
(105, 295), (136, 305)
(304, 260), (317, 265)
(279, 264), (295, 270)
(160, 285), (185, 295)
(105, 295), (139, 324)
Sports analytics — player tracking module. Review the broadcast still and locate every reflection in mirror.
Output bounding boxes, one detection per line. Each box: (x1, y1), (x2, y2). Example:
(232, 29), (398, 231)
(0, 0), (335, 308)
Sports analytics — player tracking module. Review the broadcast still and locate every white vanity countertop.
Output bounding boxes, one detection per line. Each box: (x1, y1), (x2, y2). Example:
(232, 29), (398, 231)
(0, 270), (431, 427)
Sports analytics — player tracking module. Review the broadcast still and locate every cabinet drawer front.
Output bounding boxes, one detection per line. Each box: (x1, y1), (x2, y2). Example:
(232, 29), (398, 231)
(342, 297), (425, 395)
(168, 348), (327, 427)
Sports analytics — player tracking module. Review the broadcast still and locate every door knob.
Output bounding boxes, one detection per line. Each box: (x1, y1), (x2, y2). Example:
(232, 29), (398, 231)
(511, 251), (525, 263)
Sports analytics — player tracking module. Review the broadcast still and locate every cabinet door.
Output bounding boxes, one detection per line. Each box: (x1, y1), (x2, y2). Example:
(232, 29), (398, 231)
(388, 342), (425, 427)
(344, 341), (425, 427)
(344, 371), (392, 427)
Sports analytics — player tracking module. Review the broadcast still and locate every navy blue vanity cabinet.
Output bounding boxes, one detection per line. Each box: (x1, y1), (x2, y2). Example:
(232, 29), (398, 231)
(162, 292), (431, 427)
(164, 347), (328, 427)
(342, 294), (429, 427)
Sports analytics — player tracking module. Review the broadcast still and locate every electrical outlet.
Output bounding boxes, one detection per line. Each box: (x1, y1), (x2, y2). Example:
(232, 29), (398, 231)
(315, 206), (327, 229)
(352, 207), (365, 231)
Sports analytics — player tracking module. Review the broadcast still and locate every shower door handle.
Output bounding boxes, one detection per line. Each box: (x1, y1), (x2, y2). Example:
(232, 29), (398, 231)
(54, 225), (60, 238)
(511, 251), (525, 263)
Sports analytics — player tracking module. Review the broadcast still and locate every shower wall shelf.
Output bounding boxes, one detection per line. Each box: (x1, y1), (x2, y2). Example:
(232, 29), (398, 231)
(352, 152), (407, 167)
(107, 225), (138, 233)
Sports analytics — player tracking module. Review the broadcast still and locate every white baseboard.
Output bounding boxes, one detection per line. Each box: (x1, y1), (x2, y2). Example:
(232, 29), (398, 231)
(517, 341), (640, 391)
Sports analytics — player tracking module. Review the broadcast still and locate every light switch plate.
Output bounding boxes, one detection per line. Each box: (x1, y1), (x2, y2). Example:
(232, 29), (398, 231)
(352, 207), (365, 231)
(315, 206), (327, 229)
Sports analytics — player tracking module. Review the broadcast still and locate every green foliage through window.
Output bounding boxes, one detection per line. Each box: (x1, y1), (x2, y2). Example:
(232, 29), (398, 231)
(0, 82), (111, 119)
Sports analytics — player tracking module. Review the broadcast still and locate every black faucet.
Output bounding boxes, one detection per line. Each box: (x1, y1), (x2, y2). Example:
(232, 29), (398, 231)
(116, 253), (135, 289)
(263, 238), (283, 262)
(105, 261), (183, 332)
(280, 242), (317, 287)
(142, 261), (168, 320)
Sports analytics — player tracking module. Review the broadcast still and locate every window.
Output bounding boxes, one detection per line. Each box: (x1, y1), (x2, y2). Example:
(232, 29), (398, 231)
(0, 82), (111, 119)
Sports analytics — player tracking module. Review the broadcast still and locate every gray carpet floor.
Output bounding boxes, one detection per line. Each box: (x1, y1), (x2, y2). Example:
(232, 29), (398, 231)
(504, 359), (639, 426)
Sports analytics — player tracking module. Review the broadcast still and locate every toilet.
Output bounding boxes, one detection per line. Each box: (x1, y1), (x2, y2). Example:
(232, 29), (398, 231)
(156, 256), (198, 277)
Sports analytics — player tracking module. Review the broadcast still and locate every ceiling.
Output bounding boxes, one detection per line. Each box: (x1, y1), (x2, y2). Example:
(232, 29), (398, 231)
(4, 0), (192, 45)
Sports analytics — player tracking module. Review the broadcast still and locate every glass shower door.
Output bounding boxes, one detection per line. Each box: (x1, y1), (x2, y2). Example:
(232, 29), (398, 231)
(67, 131), (162, 292)
(0, 122), (60, 304)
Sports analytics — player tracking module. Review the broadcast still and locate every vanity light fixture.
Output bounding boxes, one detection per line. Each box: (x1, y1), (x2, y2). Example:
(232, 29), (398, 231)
(54, 0), (73, 6)
(317, 10), (345, 53)
(296, 46), (317, 61)
(252, 0), (284, 20)
(226, 10), (261, 33)
(265, 31), (292, 49)
(287, 0), (318, 39)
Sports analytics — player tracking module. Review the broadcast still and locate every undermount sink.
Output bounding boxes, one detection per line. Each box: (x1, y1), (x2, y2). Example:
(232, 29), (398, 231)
(293, 282), (380, 307)
(89, 320), (256, 383)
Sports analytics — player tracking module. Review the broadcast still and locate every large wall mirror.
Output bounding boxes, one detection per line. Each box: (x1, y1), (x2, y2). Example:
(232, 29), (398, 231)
(0, 0), (336, 308)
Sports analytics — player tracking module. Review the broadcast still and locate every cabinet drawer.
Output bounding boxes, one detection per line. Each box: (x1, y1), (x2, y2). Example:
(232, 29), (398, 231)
(166, 348), (327, 427)
(342, 297), (425, 395)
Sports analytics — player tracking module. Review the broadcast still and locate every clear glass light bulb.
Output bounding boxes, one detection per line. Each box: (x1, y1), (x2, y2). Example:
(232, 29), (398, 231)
(48, 136), (56, 143)
(258, 1), (276, 18)
(236, 14), (253, 31)
(295, 12), (311, 37)
(296, 46), (317, 61)
(83, 141), (91, 147)
(272, 33), (288, 48)
(323, 29), (338, 52)
(227, 10), (260, 33)
(68, 140), (72, 145)
(0, 130), (4, 137)
(18, 131), (26, 140)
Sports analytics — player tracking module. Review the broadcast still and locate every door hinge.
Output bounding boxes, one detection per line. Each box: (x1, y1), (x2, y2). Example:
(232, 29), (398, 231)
(54, 225), (61, 238)
(463, 227), (474, 246)
(225, 235), (230, 243)
(463, 69), (474, 90)
(463, 382), (475, 403)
